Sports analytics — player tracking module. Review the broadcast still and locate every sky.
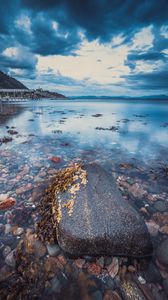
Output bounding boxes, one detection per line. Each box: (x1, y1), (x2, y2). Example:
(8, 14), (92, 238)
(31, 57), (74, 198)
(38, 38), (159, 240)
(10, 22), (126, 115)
(0, 0), (168, 97)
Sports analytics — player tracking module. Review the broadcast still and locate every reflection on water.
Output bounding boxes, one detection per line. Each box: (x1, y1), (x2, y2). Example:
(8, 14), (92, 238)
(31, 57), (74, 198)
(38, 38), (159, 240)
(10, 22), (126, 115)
(0, 99), (168, 299)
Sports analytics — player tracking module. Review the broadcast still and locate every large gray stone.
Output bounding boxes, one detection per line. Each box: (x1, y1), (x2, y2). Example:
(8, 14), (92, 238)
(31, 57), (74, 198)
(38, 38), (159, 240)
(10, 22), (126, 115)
(56, 163), (153, 257)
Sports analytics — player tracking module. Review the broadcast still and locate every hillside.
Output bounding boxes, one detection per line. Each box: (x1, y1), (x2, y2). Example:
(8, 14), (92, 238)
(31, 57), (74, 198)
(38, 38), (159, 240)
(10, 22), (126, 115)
(0, 71), (28, 89)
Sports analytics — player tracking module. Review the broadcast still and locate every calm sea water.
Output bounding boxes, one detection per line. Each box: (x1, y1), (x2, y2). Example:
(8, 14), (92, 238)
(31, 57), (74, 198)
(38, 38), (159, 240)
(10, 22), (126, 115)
(0, 99), (168, 299)
(0, 99), (168, 165)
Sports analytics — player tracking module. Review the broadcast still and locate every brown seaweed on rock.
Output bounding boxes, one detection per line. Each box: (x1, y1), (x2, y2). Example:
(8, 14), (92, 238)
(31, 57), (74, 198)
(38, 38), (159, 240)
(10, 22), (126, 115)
(36, 163), (84, 244)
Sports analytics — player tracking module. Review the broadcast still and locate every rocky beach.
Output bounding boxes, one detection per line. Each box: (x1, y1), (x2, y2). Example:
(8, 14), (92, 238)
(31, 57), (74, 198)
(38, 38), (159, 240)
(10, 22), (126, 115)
(0, 99), (168, 299)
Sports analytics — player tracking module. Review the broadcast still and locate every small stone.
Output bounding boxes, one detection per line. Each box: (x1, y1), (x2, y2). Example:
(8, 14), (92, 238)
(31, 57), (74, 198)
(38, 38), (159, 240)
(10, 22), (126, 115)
(2, 246), (11, 258)
(75, 258), (85, 268)
(0, 194), (9, 201)
(5, 224), (12, 234)
(0, 197), (16, 210)
(106, 257), (119, 278)
(44, 257), (60, 274)
(87, 262), (101, 275)
(50, 156), (61, 163)
(128, 183), (147, 198)
(5, 250), (16, 267)
(57, 254), (67, 266)
(145, 220), (159, 237)
(138, 275), (146, 284)
(128, 265), (136, 272)
(156, 238), (168, 266)
(47, 244), (61, 256)
(13, 227), (24, 236)
(34, 240), (46, 258)
(154, 201), (168, 213)
(97, 257), (104, 268)
(103, 290), (122, 300)
(159, 225), (168, 234)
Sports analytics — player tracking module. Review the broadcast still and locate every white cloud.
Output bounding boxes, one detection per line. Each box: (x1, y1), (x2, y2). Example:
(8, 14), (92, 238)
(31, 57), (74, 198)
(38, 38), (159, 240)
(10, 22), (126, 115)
(37, 38), (130, 85)
(160, 25), (168, 39)
(131, 25), (154, 51)
(134, 60), (164, 73)
(2, 47), (19, 57)
(15, 15), (31, 34)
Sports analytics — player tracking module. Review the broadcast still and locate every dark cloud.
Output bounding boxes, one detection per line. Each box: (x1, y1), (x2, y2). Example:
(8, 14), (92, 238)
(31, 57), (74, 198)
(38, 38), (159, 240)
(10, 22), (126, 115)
(124, 70), (168, 91)
(0, 1), (168, 95)
(128, 52), (166, 61)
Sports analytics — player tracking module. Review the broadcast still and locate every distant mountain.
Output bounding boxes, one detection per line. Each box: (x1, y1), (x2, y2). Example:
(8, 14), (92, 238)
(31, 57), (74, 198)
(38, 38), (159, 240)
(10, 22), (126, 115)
(0, 71), (28, 89)
(71, 95), (168, 100)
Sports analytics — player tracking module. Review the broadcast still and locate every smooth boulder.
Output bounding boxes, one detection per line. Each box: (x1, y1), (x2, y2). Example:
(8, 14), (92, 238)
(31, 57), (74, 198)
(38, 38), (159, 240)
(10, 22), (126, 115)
(56, 163), (153, 257)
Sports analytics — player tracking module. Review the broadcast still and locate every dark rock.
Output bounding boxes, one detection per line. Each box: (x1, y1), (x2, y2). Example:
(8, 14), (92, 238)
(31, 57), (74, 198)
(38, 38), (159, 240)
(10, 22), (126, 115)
(156, 238), (168, 266)
(56, 164), (152, 257)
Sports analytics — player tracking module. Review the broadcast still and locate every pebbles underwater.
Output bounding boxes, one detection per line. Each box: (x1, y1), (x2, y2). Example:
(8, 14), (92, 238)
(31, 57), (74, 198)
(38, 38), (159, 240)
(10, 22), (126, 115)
(0, 99), (168, 299)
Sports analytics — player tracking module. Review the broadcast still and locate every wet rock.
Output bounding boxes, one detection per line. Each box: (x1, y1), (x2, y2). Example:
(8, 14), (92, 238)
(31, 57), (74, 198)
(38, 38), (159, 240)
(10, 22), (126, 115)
(56, 164), (152, 257)
(47, 243), (61, 256)
(156, 238), (168, 266)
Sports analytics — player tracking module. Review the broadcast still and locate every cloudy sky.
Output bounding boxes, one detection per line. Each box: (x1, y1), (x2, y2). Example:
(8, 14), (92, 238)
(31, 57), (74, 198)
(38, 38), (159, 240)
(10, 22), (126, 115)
(0, 0), (168, 96)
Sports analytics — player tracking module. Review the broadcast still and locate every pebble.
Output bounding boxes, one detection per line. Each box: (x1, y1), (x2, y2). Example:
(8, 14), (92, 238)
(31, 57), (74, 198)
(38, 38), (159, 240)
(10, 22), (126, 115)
(103, 290), (122, 300)
(145, 220), (159, 237)
(106, 257), (119, 279)
(156, 238), (168, 266)
(75, 258), (85, 268)
(5, 250), (16, 267)
(46, 244), (61, 256)
(5, 224), (12, 234)
(159, 225), (168, 235)
(13, 227), (24, 236)
(87, 262), (101, 275)
(138, 275), (146, 284)
(2, 246), (11, 258)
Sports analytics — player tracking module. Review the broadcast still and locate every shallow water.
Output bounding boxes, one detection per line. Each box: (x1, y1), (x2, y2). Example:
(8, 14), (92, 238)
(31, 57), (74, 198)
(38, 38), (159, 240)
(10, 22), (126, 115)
(0, 99), (168, 299)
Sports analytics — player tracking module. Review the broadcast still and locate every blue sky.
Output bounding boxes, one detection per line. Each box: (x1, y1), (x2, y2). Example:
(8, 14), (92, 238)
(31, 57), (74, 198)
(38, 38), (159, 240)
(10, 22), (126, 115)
(0, 0), (168, 96)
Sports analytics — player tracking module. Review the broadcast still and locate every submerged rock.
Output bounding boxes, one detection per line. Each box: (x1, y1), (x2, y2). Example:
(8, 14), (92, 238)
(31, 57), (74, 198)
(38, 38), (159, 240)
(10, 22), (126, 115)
(55, 163), (152, 257)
